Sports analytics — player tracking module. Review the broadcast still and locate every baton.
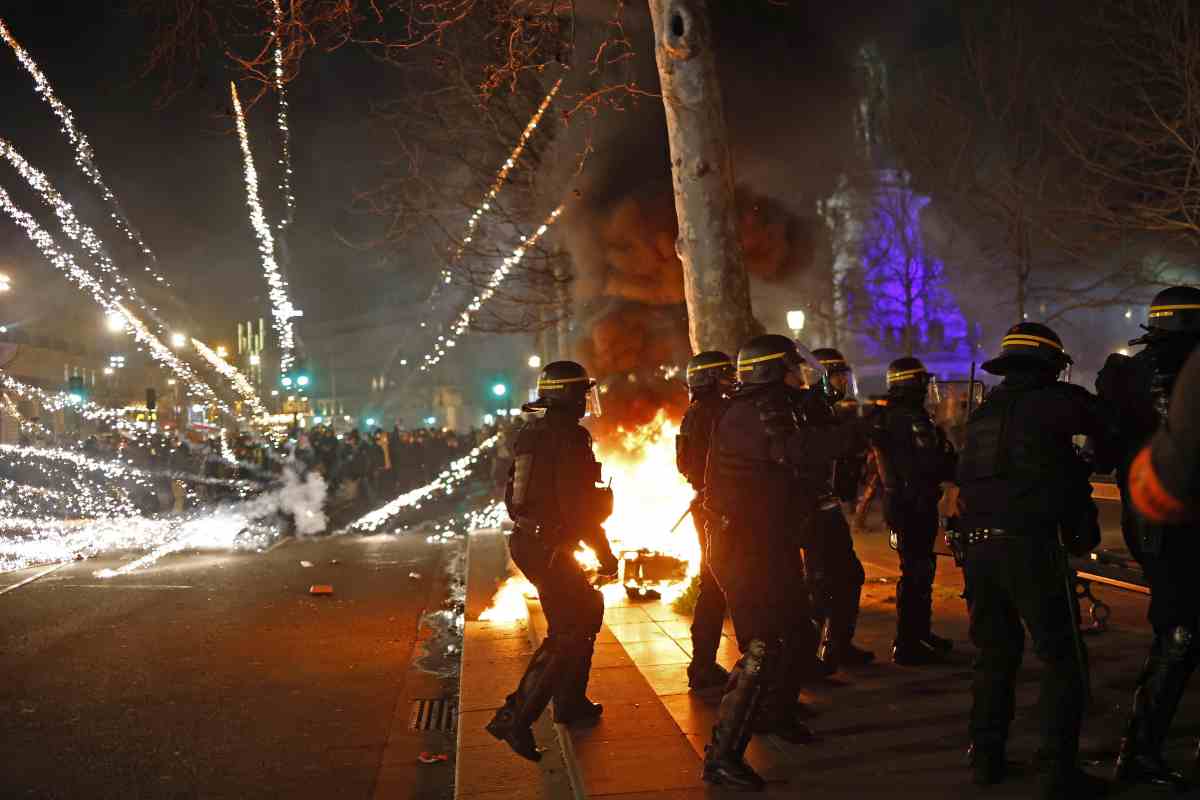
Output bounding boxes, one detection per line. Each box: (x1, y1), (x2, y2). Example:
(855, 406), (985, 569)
(1057, 527), (1092, 706)
(670, 500), (695, 533)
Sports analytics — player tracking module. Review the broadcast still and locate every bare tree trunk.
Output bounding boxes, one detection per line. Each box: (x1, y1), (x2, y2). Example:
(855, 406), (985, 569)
(649, 0), (756, 355)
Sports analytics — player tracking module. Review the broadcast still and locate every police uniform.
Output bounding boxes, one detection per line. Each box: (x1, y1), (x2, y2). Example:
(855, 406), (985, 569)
(796, 348), (872, 672)
(1129, 347), (1200, 525)
(675, 351), (734, 692)
(700, 335), (862, 790)
(870, 357), (957, 664)
(1102, 287), (1200, 788)
(957, 323), (1112, 797)
(486, 362), (619, 762)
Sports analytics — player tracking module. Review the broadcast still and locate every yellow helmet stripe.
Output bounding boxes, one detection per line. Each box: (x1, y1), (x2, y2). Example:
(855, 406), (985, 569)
(1002, 333), (1064, 351)
(537, 376), (592, 389)
(736, 351), (788, 371)
(686, 360), (732, 375)
(886, 367), (926, 382)
(818, 358), (847, 367)
(1149, 304), (1200, 318)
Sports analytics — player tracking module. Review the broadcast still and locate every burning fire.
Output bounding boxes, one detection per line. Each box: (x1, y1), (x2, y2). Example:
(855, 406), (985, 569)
(478, 409), (700, 622)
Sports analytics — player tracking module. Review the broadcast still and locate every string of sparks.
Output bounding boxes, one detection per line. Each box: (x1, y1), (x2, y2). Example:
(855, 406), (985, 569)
(231, 81), (299, 375)
(0, 138), (162, 330)
(346, 435), (498, 532)
(191, 339), (267, 419)
(271, 0), (295, 228)
(439, 77), (563, 288)
(419, 206), (564, 371)
(0, 184), (224, 407)
(0, 373), (122, 420)
(0, 17), (174, 292)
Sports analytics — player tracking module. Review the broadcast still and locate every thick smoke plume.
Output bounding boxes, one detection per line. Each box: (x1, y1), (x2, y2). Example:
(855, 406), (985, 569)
(548, 2), (911, 436)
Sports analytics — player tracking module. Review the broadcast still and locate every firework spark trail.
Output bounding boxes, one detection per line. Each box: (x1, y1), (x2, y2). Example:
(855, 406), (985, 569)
(0, 138), (164, 330)
(418, 206), (564, 371)
(0, 184), (223, 406)
(0, 17), (174, 293)
(346, 435), (498, 532)
(0, 464), (327, 575)
(271, 0), (295, 228)
(0, 373), (118, 419)
(439, 77), (563, 287)
(191, 339), (267, 418)
(231, 81), (299, 375)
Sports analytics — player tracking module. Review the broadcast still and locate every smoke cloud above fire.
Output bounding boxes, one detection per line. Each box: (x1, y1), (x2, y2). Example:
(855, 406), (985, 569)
(547, 1), (915, 434)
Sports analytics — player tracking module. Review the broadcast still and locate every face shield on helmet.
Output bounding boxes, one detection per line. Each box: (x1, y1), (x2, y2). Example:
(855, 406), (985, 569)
(924, 375), (941, 414)
(794, 342), (833, 397)
(584, 382), (603, 418)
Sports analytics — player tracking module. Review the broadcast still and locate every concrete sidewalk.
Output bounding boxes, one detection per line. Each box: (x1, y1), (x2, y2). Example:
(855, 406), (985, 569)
(460, 523), (1200, 798)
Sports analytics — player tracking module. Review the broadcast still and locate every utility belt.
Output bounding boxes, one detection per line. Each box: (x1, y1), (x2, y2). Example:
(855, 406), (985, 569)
(513, 516), (564, 544)
(945, 527), (1023, 565)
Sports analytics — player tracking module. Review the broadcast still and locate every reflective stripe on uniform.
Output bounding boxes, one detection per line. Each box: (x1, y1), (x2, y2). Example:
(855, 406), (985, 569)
(1001, 333), (1064, 351)
(1128, 445), (1188, 524)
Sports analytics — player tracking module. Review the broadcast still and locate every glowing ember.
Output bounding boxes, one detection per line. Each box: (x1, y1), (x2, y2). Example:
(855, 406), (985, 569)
(478, 574), (536, 623)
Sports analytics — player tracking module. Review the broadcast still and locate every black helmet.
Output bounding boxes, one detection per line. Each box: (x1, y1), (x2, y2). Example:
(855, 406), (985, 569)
(885, 356), (931, 394)
(1146, 285), (1200, 334)
(811, 347), (850, 374)
(736, 334), (803, 385)
(528, 360), (598, 417)
(685, 350), (735, 392)
(981, 322), (1072, 376)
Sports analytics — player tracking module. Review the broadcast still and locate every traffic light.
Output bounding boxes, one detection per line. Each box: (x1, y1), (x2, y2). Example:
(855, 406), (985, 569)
(67, 375), (85, 404)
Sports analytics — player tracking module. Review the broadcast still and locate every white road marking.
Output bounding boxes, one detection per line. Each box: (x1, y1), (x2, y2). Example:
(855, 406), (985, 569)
(0, 561), (69, 596)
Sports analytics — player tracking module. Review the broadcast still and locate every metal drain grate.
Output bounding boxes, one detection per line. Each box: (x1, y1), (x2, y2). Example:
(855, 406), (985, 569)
(410, 698), (458, 732)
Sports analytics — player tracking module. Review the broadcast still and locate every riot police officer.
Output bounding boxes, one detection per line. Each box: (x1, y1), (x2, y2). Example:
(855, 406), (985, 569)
(1100, 286), (1200, 788)
(870, 356), (957, 665)
(1128, 347), (1200, 525)
(958, 323), (1112, 797)
(801, 348), (872, 672)
(486, 361), (620, 761)
(701, 334), (862, 790)
(675, 350), (734, 692)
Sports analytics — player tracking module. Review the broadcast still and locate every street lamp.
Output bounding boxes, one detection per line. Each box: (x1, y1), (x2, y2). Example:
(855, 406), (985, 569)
(786, 309), (806, 338)
(171, 332), (187, 348)
(492, 382), (508, 397)
(105, 312), (124, 332)
(528, 354), (542, 370)
(0, 273), (11, 293)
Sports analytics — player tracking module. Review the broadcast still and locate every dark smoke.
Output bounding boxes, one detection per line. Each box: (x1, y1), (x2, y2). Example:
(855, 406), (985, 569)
(546, 1), (916, 434)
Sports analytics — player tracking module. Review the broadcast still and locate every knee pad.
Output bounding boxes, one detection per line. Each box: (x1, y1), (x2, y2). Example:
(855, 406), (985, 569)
(1164, 626), (1199, 667)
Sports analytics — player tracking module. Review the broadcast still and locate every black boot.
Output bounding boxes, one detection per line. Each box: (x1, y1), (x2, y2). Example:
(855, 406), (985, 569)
(487, 637), (565, 760)
(921, 632), (954, 652)
(1114, 630), (1195, 790)
(486, 702), (541, 761)
(688, 660), (731, 692)
(702, 642), (767, 791)
(553, 635), (603, 726)
(1040, 765), (1108, 799)
(892, 638), (949, 666)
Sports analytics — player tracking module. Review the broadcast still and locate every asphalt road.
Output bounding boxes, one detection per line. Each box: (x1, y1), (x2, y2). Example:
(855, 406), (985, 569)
(0, 528), (456, 800)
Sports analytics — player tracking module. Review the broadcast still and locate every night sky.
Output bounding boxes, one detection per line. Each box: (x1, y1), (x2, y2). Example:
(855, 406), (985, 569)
(0, 2), (405, 347)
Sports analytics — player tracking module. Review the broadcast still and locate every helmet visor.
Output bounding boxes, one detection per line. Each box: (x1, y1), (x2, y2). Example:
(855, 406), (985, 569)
(585, 383), (603, 418)
(827, 369), (857, 401)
